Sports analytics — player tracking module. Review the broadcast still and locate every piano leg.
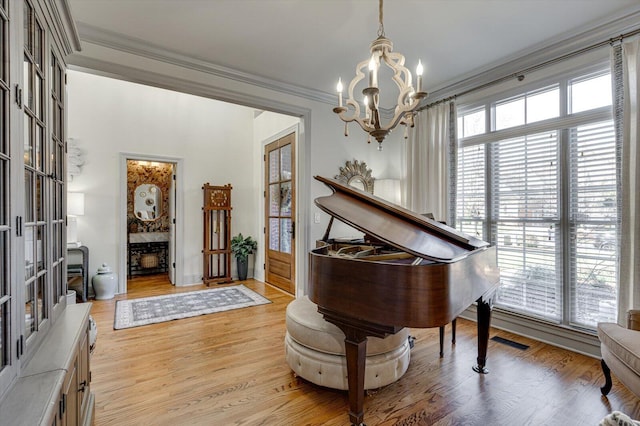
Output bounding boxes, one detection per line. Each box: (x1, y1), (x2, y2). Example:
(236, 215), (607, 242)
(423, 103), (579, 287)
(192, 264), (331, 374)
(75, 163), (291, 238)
(318, 308), (401, 426)
(473, 296), (494, 374)
(344, 331), (368, 426)
(440, 319), (458, 357)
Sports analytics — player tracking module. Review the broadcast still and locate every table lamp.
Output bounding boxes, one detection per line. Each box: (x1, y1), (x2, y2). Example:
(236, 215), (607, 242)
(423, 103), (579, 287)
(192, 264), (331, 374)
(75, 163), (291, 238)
(67, 192), (85, 248)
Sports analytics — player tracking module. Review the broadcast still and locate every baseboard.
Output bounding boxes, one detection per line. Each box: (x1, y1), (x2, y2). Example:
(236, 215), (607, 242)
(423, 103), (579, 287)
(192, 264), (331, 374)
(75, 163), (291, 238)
(461, 305), (601, 358)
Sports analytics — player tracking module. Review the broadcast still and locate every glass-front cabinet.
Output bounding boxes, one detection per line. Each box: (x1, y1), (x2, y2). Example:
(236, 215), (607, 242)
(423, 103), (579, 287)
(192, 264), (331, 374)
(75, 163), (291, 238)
(0, 0), (13, 397)
(0, 0), (79, 406)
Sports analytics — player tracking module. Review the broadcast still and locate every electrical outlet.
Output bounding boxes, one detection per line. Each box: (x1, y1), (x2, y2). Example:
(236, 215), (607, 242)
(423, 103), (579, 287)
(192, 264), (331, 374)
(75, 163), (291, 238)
(314, 212), (321, 224)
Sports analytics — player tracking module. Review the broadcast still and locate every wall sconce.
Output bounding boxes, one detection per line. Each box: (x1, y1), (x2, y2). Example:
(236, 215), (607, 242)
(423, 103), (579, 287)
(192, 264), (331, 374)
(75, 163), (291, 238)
(67, 192), (85, 248)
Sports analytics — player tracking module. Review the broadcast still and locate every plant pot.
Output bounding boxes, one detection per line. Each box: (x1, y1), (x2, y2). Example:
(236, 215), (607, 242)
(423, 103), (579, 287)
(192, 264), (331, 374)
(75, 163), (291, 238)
(237, 258), (248, 281)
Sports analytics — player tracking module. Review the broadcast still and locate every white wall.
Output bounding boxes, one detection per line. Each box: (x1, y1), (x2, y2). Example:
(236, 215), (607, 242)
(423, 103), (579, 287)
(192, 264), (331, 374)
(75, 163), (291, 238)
(67, 70), (258, 286)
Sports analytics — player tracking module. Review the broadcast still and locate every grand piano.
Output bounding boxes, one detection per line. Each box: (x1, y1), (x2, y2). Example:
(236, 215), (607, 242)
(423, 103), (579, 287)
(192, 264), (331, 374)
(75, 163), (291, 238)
(309, 176), (500, 426)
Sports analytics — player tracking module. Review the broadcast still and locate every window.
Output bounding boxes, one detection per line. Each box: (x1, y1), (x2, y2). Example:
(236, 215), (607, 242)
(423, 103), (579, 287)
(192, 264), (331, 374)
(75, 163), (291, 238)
(570, 74), (612, 113)
(457, 107), (485, 137)
(456, 68), (616, 330)
(494, 85), (559, 131)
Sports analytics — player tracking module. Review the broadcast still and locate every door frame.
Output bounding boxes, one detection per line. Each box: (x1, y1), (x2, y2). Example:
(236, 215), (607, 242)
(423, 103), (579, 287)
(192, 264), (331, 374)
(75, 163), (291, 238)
(118, 153), (184, 293)
(71, 59), (313, 297)
(263, 130), (296, 294)
(258, 124), (300, 291)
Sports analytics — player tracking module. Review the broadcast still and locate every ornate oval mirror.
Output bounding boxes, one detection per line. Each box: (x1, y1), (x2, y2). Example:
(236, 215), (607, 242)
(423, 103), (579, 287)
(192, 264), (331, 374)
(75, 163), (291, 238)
(335, 159), (374, 193)
(134, 184), (162, 221)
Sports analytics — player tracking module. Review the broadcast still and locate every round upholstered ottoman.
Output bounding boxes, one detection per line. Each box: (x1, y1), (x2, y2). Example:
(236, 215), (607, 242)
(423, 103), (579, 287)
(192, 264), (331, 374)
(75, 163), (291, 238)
(284, 296), (410, 390)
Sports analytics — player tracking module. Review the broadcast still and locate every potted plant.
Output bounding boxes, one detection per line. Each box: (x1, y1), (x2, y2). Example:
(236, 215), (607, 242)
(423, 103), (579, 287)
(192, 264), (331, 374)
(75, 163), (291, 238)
(231, 233), (258, 281)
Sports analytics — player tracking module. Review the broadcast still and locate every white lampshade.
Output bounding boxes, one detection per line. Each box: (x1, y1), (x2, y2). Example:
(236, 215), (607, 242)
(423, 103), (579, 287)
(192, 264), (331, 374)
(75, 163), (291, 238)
(374, 179), (401, 205)
(68, 192), (85, 216)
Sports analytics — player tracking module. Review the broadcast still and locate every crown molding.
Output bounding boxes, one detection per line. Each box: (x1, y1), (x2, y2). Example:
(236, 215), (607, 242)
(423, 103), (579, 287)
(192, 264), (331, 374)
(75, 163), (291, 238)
(74, 6), (640, 111)
(68, 55), (313, 121)
(424, 7), (640, 104)
(38, 0), (81, 55)
(74, 22), (335, 105)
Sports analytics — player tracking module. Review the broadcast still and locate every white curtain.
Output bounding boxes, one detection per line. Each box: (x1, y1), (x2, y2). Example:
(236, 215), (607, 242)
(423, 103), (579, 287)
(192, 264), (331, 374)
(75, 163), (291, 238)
(617, 38), (640, 325)
(402, 101), (453, 221)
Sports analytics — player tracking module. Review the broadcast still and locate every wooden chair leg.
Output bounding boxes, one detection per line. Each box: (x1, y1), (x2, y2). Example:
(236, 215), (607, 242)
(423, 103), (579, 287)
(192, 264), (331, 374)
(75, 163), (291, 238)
(600, 359), (613, 395)
(439, 326), (445, 358)
(451, 318), (457, 344)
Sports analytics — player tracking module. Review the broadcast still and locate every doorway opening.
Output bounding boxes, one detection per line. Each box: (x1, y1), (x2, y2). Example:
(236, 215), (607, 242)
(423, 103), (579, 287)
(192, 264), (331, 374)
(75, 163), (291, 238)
(120, 154), (183, 293)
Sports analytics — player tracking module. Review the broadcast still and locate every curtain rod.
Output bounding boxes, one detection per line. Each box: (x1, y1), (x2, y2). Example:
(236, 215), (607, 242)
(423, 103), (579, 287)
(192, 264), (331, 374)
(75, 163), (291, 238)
(419, 27), (640, 111)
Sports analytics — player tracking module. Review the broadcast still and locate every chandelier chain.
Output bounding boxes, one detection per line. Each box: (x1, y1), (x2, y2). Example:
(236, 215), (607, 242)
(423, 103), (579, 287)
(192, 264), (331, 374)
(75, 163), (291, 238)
(377, 0), (385, 37)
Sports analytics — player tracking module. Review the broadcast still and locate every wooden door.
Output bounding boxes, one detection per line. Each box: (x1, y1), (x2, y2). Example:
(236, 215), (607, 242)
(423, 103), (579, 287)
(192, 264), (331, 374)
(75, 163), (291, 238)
(265, 133), (295, 294)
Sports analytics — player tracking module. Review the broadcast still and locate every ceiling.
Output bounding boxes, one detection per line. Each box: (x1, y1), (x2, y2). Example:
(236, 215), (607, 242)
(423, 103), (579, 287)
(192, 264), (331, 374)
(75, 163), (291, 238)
(68, 0), (640, 103)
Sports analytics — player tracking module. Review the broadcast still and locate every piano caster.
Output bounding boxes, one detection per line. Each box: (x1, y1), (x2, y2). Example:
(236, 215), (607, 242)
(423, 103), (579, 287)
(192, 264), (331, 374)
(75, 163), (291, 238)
(472, 364), (489, 374)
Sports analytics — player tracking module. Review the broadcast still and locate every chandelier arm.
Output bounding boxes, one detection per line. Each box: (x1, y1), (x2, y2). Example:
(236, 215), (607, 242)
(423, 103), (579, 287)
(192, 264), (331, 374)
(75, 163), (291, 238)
(354, 117), (375, 133)
(336, 100), (381, 136)
(396, 87), (417, 109)
(381, 51), (413, 96)
(347, 58), (369, 97)
(337, 106), (386, 134)
(377, 99), (420, 132)
(337, 99), (363, 123)
(383, 50), (406, 67)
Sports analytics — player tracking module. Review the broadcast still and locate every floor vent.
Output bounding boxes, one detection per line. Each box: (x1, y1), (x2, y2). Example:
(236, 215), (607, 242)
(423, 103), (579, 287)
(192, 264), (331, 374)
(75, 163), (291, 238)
(491, 336), (529, 351)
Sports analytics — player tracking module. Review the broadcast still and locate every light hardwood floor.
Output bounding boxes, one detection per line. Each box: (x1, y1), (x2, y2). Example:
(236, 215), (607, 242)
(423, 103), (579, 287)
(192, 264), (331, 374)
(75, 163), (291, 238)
(88, 275), (639, 425)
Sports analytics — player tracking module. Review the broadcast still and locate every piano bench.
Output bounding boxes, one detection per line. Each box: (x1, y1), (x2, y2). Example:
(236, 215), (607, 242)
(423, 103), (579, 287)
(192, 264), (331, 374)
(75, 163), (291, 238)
(284, 296), (411, 391)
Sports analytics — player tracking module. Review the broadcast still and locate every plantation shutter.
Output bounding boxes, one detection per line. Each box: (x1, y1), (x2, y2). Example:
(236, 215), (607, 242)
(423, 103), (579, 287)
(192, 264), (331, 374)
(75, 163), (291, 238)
(455, 144), (486, 240)
(568, 120), (617, 327)
(491, 131), (562, 320)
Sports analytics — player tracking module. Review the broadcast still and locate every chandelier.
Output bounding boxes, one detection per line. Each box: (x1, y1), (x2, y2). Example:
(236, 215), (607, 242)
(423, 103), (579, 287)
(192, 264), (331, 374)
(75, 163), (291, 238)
(333, 0), (428, 150)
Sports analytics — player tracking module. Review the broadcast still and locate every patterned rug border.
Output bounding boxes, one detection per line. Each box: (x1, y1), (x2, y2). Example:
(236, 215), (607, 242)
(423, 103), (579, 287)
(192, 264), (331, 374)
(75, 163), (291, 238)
(114, 285), (271, 330)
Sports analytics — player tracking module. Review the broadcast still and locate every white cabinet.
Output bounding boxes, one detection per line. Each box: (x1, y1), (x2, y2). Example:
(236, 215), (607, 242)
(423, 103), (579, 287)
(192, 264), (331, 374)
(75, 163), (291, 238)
(0, 304), (94, 426)
(57, 311), (93, 426)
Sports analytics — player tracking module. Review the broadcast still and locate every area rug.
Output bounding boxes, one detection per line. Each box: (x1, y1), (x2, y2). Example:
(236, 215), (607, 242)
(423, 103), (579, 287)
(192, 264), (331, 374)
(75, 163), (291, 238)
(114, 285), (271, 330)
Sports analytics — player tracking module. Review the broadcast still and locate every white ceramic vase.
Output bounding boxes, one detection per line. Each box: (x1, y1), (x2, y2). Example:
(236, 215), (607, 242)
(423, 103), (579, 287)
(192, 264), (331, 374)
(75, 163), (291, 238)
(92, 263), (117, 300)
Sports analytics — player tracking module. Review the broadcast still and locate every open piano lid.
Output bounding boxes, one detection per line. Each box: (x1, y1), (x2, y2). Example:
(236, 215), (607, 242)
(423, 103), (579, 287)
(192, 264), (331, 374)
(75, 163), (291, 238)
(314, 175), (490, 263)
